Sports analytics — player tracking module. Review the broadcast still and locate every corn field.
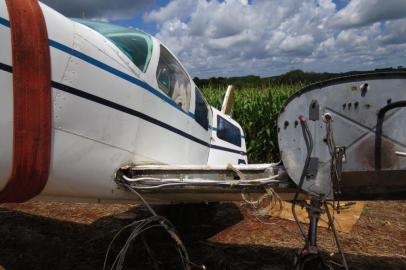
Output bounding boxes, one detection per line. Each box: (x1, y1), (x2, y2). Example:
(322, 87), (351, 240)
(202, 84), (302, 163)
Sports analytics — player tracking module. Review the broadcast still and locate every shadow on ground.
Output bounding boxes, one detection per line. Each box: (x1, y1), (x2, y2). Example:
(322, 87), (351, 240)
(0, 203), (404, 270)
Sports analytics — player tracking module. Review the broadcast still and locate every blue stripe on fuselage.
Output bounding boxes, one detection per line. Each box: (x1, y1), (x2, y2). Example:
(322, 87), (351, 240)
(0, 17), (193, 119)
(0, 16), (245, 142)
(0, 17), (10, 27)
(0, 62), (246, 156)
(48, 40), (194, 118)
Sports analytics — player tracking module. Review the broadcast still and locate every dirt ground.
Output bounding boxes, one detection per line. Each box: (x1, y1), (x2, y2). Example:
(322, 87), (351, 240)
(0, 200), (405, 270)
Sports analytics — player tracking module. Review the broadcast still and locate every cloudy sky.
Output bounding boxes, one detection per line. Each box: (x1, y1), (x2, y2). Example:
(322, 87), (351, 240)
(42, 0), (406, 78)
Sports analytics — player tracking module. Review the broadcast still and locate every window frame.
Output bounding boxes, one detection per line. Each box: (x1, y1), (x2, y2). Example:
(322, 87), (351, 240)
(74, 19), (153, 73)
(156, 45), (192, 112)
(194, 86), (209, 130)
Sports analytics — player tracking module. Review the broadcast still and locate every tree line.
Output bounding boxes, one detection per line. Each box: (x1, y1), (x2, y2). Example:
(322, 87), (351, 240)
(194, 66), (406, 89)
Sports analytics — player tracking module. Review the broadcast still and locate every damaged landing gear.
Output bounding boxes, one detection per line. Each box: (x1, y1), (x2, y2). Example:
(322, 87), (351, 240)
(292, 197), (348, 270)
(289, 115), (349, 270)
(293, 198), (326, 270)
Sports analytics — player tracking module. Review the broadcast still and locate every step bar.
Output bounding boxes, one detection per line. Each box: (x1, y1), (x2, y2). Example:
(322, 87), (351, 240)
(115, 163), (302, 202)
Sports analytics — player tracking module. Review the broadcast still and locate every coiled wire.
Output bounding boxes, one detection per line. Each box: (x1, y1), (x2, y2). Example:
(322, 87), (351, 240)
(103, 182), (205, 270)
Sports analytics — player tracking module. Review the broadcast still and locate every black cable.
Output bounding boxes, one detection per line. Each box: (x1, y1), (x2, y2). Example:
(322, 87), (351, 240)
(292, 116), (314, 243)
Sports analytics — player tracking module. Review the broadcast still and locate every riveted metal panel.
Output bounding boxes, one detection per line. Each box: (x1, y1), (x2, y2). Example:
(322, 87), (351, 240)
(278, 73), (406, 199)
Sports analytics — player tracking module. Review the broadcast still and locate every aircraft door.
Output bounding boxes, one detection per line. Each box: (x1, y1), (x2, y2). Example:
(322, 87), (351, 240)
(134, 44), (194, 165)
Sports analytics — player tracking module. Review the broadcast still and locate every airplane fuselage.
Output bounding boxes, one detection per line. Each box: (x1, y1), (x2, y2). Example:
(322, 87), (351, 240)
(0, 0), (247, 203)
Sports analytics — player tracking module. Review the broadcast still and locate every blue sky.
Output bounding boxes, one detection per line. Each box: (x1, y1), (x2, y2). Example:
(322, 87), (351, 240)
(42, 0), (406, 78)
(111, 0), (169, 34)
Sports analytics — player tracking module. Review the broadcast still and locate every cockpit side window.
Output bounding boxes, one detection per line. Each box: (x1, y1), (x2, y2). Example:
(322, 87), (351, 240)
(75, 19), (153, 73)
(217, 116), (241, 147)
(195, 87), (209, 130)
(156, 45), (191, 111)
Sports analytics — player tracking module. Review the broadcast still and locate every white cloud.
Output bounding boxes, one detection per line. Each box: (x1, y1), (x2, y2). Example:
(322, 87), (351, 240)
(143, 0), (195, 24)
(336, 28), (369, 49)
(143, 0), (406, 78)
(378, 19), (406, 45)
(329, 0), (406, 29)
(280, 34), (315, 54)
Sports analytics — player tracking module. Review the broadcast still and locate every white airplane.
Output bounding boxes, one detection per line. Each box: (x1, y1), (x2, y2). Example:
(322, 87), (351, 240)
(0, 0), (253, 204)
(2, 1), (406, 269)
(1, 0), (406, 204)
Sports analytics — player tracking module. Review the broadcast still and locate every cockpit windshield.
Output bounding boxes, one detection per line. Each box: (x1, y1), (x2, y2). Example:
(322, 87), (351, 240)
(74, 19), (153, 73)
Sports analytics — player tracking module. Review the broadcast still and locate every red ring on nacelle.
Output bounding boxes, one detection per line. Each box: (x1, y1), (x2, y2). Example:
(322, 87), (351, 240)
(0, 0), (52, 203)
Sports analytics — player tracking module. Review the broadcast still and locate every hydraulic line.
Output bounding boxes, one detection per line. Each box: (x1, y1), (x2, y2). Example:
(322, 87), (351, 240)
(121, 175), (281, 190)
(292, 116), (314, 243)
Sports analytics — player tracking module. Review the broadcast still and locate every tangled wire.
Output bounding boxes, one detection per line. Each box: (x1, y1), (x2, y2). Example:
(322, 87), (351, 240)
(103, 183), (205, 270)
(240, 187), (284, 224)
